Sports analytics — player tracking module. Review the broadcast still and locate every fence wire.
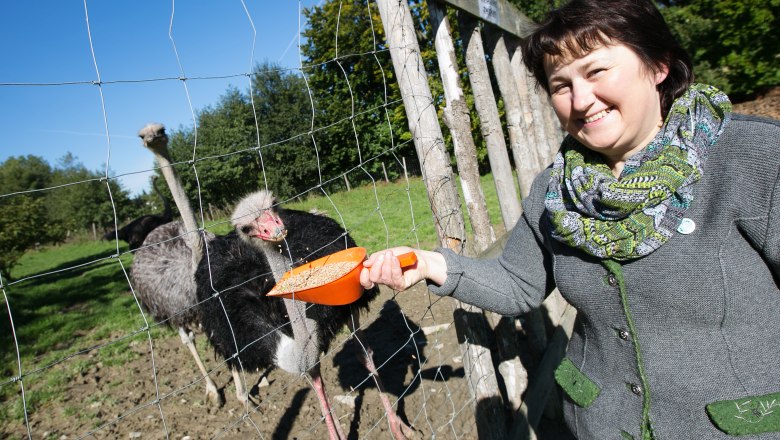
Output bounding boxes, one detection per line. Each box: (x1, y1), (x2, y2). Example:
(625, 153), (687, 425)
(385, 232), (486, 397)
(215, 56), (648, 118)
(0, 1), (492, 438)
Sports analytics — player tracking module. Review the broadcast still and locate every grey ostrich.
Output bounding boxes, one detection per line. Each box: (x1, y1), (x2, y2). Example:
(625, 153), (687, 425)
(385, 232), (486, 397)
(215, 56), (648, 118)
(102, 175), (173, 250)
(196, 190), (416, 439)
(130, 123), (222, 406)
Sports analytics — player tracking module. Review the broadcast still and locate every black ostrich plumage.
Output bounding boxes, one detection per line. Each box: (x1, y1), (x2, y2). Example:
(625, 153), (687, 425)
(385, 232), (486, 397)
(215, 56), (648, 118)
(195, 208), (379, 371)
(103, 212), (173, 250)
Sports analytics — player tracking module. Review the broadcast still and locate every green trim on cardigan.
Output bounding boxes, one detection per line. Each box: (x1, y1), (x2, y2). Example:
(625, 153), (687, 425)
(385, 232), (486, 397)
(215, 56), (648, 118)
(706, 390), (780, 435)
(555, 357), (601, 407)
(602, 259), (654, 440)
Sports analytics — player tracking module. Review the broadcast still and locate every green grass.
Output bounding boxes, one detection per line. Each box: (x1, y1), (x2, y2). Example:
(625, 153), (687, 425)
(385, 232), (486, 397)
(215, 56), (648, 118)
(0, 173), (509, 426)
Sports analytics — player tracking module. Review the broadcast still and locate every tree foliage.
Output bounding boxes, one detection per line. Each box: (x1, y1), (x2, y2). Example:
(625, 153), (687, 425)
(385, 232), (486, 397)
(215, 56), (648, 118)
(162, 65), (322, 209)
(0, 154), (135, 276)
(0, 195), (49, 279)
(660, 0), (779, 100)
(301, 0), (423, 184)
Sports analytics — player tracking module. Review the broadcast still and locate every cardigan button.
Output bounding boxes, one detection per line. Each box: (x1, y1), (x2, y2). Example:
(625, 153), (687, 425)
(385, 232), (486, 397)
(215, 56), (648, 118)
(618, 330), (630, 340)
(631, 384), (643, 396)
(608, 274), (618, 287)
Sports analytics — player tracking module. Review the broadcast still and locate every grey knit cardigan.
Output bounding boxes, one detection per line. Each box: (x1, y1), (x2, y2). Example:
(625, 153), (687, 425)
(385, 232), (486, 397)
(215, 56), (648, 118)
(429, 114), (780, 439)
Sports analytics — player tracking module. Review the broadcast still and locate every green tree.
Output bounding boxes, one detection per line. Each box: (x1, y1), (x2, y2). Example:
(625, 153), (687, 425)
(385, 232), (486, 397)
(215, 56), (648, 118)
(164, 88), (263, 210)
(46, 153), (131, 234)
(301, 0), (421, 185)
(0, 155), (52, 194)
(0, 195), (49, 279)
(662, 0), (779, 100)
(249, 63), (320, 198)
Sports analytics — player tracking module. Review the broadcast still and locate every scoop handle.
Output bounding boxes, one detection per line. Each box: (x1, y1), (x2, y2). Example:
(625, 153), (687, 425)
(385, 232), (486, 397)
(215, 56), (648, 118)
(397, 251), (417, 268)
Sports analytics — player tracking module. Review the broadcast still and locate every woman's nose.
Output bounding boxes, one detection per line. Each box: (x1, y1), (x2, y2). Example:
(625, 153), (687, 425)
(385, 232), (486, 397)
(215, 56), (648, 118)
(571, 80), (594, 113)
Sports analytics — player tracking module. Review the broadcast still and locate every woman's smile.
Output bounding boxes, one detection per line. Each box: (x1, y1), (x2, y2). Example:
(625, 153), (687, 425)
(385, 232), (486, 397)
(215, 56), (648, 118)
(583, 107), (612, 124)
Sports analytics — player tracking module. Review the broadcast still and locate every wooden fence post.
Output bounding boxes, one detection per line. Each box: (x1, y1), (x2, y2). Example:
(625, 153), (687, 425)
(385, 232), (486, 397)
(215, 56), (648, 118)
(485, 28), (538, 199)
(376, 1), (507, 437)
(506, 36), (553, 168)
(428, 0), (495, 253)
(458, 12), (522, 230)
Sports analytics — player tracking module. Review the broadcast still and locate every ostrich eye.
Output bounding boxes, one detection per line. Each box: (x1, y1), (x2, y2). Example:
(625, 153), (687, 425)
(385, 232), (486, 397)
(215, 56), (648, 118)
(240, 226), (252, 234)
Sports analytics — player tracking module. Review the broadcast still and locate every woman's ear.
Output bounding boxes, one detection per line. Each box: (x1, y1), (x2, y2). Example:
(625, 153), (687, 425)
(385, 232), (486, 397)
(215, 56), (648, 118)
(655, 63), (670, 85)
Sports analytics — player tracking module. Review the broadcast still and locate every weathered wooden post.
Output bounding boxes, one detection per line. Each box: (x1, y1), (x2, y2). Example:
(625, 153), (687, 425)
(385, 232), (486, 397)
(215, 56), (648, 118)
(428, 1), (495, 253)
(376, 0), (507, 437)
(458, 12), (522, 230)
(507, 35), (553, 169)
(486, 28), (539, 199)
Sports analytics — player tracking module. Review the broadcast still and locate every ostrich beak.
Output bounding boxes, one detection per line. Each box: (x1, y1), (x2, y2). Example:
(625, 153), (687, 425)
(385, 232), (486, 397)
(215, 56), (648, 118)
(252, 211), (287, 242)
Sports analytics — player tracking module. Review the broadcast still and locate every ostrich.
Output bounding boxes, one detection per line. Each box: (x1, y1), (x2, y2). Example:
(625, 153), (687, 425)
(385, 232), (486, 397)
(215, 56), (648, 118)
(102, 175), (173, 250)
(129, 123), (222, 406)
(195, 190), (416, 439)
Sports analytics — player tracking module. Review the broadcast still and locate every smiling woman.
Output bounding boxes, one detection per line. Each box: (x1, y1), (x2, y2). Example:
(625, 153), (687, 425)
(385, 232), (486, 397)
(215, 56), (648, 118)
(360, 0), (780, 439)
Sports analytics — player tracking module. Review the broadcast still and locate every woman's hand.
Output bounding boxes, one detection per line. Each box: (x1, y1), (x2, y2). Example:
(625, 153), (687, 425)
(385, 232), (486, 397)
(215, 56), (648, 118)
(360, 247), (447, 291)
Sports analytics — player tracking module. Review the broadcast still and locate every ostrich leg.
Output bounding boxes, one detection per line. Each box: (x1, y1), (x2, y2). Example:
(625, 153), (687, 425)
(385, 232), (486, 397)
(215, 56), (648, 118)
(231, 367), (250, 404)
(309, 364), (347, 440)
(351, 311), (418, 440)
(283, 297), (346, 440)
(178, 327), (224, 406)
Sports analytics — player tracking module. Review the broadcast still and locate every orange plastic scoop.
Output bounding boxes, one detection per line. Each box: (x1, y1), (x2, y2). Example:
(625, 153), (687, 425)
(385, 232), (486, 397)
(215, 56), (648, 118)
(266, 247), (417, 305)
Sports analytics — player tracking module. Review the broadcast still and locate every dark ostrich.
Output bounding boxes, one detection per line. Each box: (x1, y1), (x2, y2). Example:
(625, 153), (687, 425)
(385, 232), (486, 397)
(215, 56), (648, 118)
(102, 175), (173, 250)
(195, 190), (416, 439)
(129, 123), (222, 406)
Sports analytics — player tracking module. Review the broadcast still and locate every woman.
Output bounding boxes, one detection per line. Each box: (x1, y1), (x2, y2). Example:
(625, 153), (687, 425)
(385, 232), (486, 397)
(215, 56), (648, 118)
(360, 0), (780, 438)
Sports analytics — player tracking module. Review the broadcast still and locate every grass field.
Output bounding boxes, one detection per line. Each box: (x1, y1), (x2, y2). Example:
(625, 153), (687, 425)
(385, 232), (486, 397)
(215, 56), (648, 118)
(0, 173), (509, 425)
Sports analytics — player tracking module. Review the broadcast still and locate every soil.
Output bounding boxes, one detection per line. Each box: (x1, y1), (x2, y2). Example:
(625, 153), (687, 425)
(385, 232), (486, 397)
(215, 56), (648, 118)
(732, 86), (780, 121)
(3, 91), (777, 440)
(8, 286), (489, 440)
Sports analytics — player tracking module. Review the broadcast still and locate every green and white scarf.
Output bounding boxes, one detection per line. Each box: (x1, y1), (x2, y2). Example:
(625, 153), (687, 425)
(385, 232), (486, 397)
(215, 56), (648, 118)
(545, 83), (732, 261)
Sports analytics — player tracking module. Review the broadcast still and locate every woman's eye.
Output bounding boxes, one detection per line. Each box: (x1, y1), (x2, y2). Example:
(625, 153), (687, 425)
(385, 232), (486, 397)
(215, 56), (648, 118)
(588, 68), (606, 78)
(551, 84), (570, 94)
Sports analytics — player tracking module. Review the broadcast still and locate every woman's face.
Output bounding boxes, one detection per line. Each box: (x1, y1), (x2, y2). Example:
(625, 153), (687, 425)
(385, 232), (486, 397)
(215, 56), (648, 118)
(545, 43), (668, 170)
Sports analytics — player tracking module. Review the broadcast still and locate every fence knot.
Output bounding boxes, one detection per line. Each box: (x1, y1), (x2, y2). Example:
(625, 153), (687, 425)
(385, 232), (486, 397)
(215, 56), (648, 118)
(178, 76), (187, 82)
(91, 80), (102, 86)
(11, 375), (22, 383)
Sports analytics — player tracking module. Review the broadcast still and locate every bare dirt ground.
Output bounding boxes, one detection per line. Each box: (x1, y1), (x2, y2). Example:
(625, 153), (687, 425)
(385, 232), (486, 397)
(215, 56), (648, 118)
(7, 286), (484, 440)
(732, 86), (780, 120)
(3, 90), (778, 440)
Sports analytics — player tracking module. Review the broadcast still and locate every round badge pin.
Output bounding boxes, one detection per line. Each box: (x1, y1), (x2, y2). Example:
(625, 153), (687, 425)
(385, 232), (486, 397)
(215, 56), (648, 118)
(677, 218), (696, 235)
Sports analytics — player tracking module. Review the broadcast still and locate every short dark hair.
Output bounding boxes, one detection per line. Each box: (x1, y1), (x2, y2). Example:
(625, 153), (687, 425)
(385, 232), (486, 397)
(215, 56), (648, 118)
(522, 0), (693, 115)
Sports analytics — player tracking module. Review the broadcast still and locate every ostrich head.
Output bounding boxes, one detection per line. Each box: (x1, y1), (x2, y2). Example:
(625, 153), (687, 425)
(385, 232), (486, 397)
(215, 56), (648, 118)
(231, 190), (287, 247)
(138, 123), (170, 159)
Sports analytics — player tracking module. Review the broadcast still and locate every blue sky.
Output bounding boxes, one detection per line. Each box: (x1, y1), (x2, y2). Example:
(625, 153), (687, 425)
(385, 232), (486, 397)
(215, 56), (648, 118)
(0, 0), (321, 196)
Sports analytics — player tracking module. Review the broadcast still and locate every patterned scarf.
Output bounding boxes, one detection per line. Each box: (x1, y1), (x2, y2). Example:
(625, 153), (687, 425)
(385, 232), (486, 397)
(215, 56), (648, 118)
(545, 83), (732, 261)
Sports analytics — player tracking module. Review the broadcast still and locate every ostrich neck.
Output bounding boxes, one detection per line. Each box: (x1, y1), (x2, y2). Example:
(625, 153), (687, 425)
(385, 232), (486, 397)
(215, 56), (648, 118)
(154, 153), (203, 267)
(263, 244), (321, 373)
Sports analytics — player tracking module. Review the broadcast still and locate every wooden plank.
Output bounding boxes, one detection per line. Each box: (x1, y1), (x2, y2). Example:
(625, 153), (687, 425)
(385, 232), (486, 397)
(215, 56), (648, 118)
(438, 0), (537, 38)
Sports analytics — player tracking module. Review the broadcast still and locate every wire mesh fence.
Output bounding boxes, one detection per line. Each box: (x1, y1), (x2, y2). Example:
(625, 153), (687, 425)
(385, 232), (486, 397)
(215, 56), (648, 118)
(0, 1), (499, 438)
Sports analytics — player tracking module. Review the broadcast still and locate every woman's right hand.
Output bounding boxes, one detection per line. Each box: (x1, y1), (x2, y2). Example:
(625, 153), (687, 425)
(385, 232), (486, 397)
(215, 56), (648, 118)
(360, 247), (447, 291)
